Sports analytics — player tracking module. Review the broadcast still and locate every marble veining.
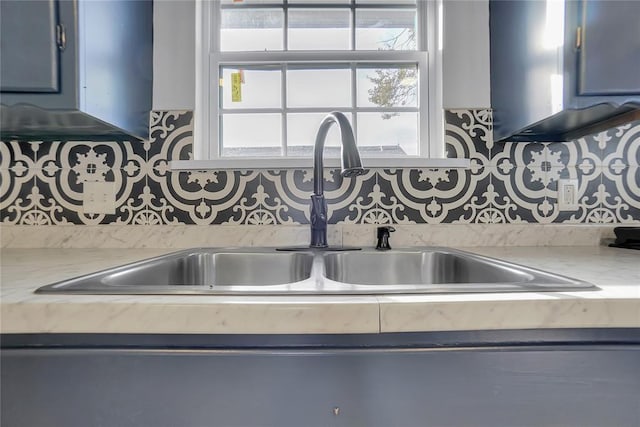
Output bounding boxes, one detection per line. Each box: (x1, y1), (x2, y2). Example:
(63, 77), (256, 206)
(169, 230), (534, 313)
(0, 224), (616, 248)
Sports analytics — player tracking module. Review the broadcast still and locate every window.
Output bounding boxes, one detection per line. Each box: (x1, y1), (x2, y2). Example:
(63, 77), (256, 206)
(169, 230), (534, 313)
(186, 0), (455, 169)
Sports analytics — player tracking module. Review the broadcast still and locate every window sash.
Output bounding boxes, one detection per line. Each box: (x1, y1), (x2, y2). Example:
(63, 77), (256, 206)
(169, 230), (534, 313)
(217, 0), (420, 53)
(217, 60), (423, 157)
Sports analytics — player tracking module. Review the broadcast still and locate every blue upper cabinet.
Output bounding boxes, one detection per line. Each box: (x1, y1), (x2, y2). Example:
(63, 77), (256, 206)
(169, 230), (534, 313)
(0, 0), (153, 141)
(578, 1), (640, 96)
(0, 0), (60, 93)
(490, 0), (640, 143)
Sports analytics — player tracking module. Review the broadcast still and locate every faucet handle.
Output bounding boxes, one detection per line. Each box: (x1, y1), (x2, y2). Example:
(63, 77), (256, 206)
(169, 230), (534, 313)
(376, 226), (395, 250)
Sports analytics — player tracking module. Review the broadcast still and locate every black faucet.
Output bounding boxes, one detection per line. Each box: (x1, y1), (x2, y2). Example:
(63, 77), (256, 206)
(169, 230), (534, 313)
(376, 226), (395, 250)
(310, 112), (365, 248)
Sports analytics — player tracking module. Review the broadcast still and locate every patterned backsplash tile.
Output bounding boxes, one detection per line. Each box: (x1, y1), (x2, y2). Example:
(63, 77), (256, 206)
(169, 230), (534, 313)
(1, 110), (638, 225)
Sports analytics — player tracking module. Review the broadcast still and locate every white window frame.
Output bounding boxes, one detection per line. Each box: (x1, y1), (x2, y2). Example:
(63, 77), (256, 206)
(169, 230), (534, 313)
(173, 0), (469, 170)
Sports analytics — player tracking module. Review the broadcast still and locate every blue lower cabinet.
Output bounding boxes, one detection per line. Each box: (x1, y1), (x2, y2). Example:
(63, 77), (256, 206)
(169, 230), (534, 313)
(1, 333), (639, 427)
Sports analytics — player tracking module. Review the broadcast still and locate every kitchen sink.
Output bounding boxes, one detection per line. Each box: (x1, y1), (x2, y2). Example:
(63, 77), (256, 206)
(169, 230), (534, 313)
(36, 249), (315, 294)
(323, 251), (534, 285)
(322, 249), (594, 293)
(35, 247), (597, 295)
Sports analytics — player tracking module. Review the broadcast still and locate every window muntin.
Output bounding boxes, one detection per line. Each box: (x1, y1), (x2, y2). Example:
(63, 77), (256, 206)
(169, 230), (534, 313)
(211, 0), (429, 160)
(219, 63), (420, 157)
(218, 1), (418, 53)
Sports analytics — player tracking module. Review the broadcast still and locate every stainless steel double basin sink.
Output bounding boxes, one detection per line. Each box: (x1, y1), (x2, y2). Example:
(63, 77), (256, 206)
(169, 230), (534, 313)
(36, 248), (597, 295)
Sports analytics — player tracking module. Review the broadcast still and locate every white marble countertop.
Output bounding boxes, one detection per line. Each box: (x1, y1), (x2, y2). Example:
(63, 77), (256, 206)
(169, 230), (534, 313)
(1, 246), (639, 334)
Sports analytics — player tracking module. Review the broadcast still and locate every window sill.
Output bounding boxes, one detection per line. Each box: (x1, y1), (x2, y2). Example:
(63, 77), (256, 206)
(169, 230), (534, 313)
(169, 157), (470, 171)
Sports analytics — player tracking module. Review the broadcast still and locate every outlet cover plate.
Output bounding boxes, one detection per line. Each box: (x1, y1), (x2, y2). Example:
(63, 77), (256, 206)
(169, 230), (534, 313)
(558, 179), (580, 211)
(83, 181), (116, 214)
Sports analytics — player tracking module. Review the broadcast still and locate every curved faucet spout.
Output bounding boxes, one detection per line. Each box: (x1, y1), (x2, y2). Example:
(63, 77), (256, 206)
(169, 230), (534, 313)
(313, 112), (363, 195)
(310, 112), (365, 248)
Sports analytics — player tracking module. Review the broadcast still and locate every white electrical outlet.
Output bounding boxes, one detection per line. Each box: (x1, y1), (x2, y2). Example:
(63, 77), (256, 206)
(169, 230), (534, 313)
(557, 179), (580, 211)
(83, 181), (116, 214)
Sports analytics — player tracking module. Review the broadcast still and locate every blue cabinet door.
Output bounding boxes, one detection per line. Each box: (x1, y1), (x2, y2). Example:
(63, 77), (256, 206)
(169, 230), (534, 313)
(578, 0), (640, 96)
(2, 346), (640, 426)
(0, 0), (60, 93)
